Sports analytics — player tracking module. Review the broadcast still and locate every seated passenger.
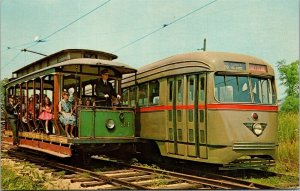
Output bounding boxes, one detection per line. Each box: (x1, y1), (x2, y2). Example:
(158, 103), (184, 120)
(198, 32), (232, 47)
(28, 96), (34, 118)
(85, 99), (92, 107)
(38, 97), (53, 134)
(58, 91), (76, 138)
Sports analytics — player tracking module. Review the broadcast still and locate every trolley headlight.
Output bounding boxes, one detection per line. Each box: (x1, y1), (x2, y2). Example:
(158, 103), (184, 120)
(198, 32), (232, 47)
(106, 119), (115, 130)
(252, 123), (263, 136)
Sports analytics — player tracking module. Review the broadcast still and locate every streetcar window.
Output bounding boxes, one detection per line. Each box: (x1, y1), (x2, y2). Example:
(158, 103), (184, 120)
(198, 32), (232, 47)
(214, 74), (275, 104)
(82, 76), (98, 97)
(122, 88), (129, 106)
(168, 80), (173, 102)
(84, 84), (93, 96)
(250, 77), (274, 104)
(199, 77), (205, 101)
(214, 75), (251, 102)
(62, 74), (80, 104)
(189, 77), (195, 101)
(149, 80), (159, 105)
(177, 110), (182, 122)
(188, 110), (193, 122)
(177, 80), (183, 102)
(138, 83), (148, 106)
(129, 86), (136, 107)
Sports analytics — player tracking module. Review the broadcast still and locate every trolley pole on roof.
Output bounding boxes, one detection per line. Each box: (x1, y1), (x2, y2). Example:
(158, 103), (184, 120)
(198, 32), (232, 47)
(21, 49), (47, 57)
(197, 38), (206, 51)
(203, 38), (206, 51)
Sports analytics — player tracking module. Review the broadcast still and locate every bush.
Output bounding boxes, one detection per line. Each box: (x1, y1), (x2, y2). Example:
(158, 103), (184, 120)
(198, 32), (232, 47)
(1, 164), (46, 190)
(280, 96), (299, 113)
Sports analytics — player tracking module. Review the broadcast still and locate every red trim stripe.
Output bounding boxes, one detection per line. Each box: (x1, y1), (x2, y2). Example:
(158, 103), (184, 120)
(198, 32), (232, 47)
(207, 104), (278, 111)
(138, 104), (278, 112)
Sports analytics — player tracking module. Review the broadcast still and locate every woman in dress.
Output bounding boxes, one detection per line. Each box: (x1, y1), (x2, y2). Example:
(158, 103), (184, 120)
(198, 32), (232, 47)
(38, 97), (53, 134)
(58, 91), (76, 138)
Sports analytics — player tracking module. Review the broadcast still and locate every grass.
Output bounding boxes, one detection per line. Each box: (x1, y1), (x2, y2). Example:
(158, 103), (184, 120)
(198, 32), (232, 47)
(247, 112), (299, 188)
(248, 175), (299, 188)
(1, 164), (46, 190)
(275, 112), (299, 175)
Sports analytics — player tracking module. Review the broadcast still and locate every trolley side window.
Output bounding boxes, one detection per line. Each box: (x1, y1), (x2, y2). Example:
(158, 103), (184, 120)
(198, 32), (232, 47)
(129, 86), (137, 107)
(149, 80), (159, 105)
(122, 88), (129, 106)
(138, 83), (148, 106)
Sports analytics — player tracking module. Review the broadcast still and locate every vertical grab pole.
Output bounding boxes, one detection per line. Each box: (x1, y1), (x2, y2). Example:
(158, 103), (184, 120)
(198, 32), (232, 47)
(53, 74), (60, 135)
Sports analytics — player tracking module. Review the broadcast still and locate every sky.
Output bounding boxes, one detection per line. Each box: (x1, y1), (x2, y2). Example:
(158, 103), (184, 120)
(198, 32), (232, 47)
(1, 0), (299, 99)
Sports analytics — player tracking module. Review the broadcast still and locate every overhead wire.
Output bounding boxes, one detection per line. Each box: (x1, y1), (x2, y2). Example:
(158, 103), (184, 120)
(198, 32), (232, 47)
(1, 0), (111, 71)
(1, 51), (23, 70)
(113, 0), (218, 53)
(41, 0), (111, 41)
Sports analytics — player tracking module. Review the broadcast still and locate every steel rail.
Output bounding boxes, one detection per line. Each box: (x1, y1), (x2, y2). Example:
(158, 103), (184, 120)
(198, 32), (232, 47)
(94, 156), (275, 189)
(8, 151), (149, 190)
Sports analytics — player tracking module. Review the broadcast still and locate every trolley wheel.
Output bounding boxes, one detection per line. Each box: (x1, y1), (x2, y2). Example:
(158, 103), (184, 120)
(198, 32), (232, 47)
(71, 150), (91, 166)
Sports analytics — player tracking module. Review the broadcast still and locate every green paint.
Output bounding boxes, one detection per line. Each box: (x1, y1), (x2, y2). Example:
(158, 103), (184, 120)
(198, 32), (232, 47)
(78, 109), (135, 138)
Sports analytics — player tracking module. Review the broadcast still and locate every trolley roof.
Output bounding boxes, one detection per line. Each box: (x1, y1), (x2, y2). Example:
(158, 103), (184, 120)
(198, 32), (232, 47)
(139, 51), (274, 73)
(122, 51), (275, 86)
(12, 49), (118, 78)
(6, 52), (137, 87)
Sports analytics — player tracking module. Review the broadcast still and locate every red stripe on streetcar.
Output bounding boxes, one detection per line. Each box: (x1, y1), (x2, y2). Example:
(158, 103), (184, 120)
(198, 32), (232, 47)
(207, 104), (278, 111)
(138, 104), (278, 112)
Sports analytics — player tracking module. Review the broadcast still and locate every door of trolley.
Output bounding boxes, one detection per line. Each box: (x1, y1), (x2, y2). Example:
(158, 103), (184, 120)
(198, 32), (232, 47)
(167, 74), (208, 158)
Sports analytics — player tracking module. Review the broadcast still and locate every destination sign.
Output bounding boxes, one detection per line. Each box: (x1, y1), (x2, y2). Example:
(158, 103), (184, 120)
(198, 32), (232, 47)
(224, 61), (246, 71)
(249, 64), (267, 73)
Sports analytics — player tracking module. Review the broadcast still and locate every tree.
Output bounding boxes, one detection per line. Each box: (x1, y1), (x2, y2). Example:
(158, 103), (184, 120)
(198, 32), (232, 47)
(277, 60), (299, 112)
(1, 78), (9, 106)
(277, 60), (299, 97)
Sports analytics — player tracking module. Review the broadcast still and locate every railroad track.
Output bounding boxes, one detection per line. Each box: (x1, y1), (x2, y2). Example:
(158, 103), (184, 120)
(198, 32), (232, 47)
(3, 146), (276, 190)
(92, 156), (277, 190)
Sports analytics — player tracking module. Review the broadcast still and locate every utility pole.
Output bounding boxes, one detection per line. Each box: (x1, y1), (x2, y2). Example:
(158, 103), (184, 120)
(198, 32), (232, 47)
(21, 49), (47, 57)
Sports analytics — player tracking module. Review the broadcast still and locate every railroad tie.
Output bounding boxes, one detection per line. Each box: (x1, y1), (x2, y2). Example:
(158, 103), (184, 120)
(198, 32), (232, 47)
(70, 177), (95, 183)
(81, 181), (107, 188)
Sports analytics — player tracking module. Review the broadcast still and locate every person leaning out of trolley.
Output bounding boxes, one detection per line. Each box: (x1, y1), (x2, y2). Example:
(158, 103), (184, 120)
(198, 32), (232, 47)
(5, 95), (19, 145)
(95, 69), (121, 106)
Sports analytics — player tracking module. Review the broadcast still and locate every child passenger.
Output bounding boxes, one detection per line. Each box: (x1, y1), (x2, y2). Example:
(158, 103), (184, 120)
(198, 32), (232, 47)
(38, 97), (53, 134)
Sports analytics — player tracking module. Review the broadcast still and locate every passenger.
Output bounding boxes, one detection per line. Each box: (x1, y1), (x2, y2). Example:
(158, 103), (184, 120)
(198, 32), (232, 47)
(58, 91), (76, 138)
(38, 97), (53, 134)
(85, 99), (92, 107)
(28, 95), (34, 118)
(95, 69), (121, 106)
(34, 94), (40, 114)
(78, 98), (83, 107)
(5, 95), (19, 145)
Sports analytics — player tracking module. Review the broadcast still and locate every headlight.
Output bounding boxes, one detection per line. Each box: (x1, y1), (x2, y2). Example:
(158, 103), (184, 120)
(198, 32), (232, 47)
(106, 119), (115, 130)
(252, 123), (263, 136)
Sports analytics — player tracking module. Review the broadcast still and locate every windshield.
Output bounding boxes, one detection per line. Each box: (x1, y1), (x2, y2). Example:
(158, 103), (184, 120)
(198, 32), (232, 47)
(214, 74), (276, 104)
